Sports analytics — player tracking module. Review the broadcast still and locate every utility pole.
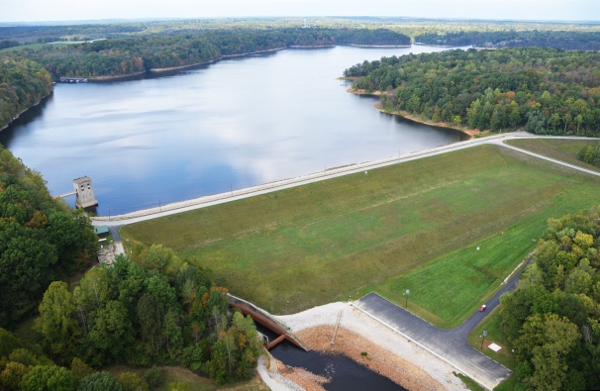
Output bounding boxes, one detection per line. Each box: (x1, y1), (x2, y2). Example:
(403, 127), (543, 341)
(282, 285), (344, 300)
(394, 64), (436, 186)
(158, 198), (161, 211)
(108, 205), (110, 220)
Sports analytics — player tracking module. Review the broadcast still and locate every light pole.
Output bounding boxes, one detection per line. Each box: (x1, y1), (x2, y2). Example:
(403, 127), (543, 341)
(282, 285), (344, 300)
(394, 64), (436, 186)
(405, 289), (410, 308)
(481, 330), (487, 351)
(108, 205), (110, 220)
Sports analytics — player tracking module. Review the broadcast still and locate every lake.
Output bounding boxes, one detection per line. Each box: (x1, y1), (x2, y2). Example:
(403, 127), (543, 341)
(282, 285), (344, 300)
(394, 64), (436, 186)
(0, 45), (465, 215)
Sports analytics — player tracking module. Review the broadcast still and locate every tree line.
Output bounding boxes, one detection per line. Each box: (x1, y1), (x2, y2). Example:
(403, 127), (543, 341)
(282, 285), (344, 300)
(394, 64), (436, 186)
(577, 143), (600, 167)
(414, 30), (600, 51)
(1, 28), (410, 80)
(0, 59), (52, 131)
(0, 127), (262, 388)
(0, 248), (262, 390)
(499, 206), (600, 390)
(0, 146), (97, 328)
(345, 47), (600, 135)
(0, 28), (409, 131)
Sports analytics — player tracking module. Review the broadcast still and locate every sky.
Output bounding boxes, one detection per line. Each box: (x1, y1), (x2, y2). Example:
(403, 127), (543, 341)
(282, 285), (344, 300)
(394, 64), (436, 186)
(1, 0), (599, 23)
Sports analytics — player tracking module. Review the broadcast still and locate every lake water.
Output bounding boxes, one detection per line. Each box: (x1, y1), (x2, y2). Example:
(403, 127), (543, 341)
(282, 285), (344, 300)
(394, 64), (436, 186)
(1, 45), (465, 215)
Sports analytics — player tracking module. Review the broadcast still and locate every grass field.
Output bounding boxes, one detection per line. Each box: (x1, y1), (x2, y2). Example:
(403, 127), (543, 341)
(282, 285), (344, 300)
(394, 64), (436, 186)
(122, 144), (600, 327)
(454, 372), (485, 391)
(507, 138), (600, 173)
(468, 308), (518, 390)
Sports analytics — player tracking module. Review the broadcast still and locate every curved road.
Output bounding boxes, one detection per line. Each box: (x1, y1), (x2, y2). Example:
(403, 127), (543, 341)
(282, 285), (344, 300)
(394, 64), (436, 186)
(91, 133), (600, 228)
(354, 259), (530, 390)
(91, 133), (600, 388)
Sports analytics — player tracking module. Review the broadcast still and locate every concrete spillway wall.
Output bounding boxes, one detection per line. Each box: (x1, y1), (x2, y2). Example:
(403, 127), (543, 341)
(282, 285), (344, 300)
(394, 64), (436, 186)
(227, 293), (308, 351)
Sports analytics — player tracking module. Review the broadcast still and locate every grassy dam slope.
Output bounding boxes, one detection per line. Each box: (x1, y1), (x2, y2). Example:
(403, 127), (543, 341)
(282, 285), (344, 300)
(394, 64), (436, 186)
(122, 144), (600, 327)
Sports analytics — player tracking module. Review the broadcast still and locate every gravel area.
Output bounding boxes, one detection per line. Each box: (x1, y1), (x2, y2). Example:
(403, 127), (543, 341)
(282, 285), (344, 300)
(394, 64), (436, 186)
(256, 356), (304, 391)
(275, 302), (469, 391)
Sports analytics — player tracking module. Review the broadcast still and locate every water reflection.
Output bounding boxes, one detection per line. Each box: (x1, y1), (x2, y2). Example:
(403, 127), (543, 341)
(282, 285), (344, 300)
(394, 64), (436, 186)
(270, 340), (406, 391)
(0, 45), (464, 215)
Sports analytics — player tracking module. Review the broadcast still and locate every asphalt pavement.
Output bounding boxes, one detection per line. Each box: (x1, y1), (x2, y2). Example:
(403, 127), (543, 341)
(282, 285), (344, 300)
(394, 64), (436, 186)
(354, 263), (530, 390)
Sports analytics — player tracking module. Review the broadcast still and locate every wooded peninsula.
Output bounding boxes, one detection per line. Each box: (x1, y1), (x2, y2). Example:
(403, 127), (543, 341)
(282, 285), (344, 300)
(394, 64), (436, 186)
(0, 27), (410, 131)
(346, 47), (600, 135)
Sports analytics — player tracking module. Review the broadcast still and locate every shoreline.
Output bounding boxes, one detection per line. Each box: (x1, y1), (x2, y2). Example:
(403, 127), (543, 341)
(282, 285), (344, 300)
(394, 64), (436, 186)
(273, 302), (469, 391)
(57, 44), (413, 82)
(289, 45), (335, 49)
(220, 47), (287, 59)
(149, 59), (219, 73)
(150, 47), (288, 73)
(88, 70), (147, 81)
(297, 326), (446, 391)
(346, 88), (481, 138)
(0, 91), (53, 133)
(346, 44), (411, 48)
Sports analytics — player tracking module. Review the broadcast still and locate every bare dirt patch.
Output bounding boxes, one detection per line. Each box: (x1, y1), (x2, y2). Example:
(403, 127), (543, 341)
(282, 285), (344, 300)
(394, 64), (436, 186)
(296, 325), (445, 391)
(275, 359), (329, 391)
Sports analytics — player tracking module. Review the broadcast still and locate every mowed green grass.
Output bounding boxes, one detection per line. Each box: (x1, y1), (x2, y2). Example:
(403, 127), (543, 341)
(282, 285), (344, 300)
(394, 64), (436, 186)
(122, 144), (600, 326)
(507, 138), (600, 173)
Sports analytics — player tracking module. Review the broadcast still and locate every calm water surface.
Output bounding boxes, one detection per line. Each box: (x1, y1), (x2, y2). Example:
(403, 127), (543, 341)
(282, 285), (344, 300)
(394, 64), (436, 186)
(271, 341), (406, 391)
(1, 45), (464, 215)
(255, 324), (405, 391)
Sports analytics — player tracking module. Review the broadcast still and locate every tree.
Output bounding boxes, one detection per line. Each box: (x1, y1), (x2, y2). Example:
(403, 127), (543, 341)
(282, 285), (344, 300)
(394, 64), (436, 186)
(88, 301), (135, 360)
(0, 361), (31, 390)
(0, 220), (58, 325)
(564, 269), (592, 295)
(35, 281), (79, 357)
(517, 312), (582, 390)
(73, 267), (111, 333)
(117, 372), (149, 391)
(143, 245), (178, 274)
(142, 368), (164, 390)
(137, 294), (165, 354)
(0, 327), (24, 357)
(205, 339), (228, 385)
(77, 372), (122, 391)
(9, 348), (44, 367)
(20, 365), (74, 391)
(163, 310), (183, 359)
(167, 382), (191, 391)
(70, 357), (95, 387)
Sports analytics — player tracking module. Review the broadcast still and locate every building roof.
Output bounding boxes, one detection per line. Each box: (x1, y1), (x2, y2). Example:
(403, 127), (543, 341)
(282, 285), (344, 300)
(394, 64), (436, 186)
(94, 226), (110, 235)
(73, 176), (92, 184)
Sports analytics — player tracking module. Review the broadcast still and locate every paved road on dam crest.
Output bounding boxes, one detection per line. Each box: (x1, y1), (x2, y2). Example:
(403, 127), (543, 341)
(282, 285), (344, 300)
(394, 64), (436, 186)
(91, 132), (600, 227)
(91, 133), (600, 389)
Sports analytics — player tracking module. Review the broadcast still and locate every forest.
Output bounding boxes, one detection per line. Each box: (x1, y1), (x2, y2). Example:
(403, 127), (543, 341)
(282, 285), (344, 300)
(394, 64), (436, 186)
(345, 47), (600, 135)
(499, 206), (600, 390)
(0, 59), (52, 131)
(0, 144), (262, 390)
(0, 252), (262, 390)
(0, 28), (409, 80)
(415, 30), (600, 51)
(0, 27), (409, 131)
(0, 146), (97, 328)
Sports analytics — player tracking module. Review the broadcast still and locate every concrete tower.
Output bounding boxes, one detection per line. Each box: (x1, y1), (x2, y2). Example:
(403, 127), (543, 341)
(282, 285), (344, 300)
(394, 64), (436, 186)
(73, 176), (98, 208)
